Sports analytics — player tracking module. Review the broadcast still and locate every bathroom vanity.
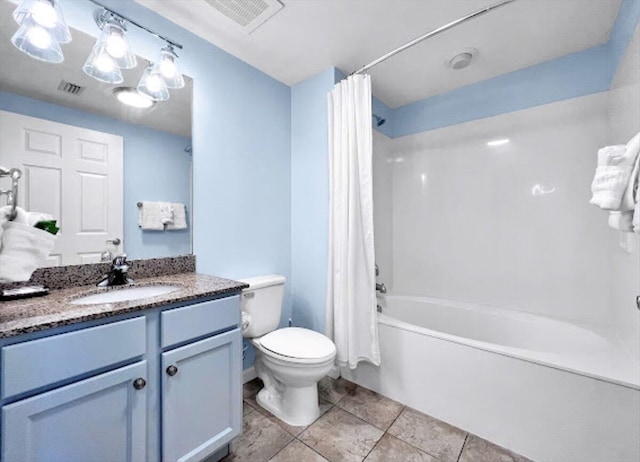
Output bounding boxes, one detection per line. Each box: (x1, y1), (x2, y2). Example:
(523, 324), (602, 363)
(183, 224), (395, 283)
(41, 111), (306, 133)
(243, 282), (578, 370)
(0, 272), (247, 462)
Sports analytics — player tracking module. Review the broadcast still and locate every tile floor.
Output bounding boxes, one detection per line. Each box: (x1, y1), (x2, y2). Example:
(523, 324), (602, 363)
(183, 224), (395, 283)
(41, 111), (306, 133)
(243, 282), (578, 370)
(223, 377), (533, 462)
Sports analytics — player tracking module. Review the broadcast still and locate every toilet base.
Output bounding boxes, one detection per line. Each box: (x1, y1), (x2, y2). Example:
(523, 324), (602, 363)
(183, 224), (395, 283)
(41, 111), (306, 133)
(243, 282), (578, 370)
(256, 384), (320, 427)
(254, 354), (325, 427)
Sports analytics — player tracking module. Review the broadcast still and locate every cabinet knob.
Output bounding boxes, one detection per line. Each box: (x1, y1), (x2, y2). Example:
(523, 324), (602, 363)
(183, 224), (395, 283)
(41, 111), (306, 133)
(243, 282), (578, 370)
(133, 378), (146, 390)
(166, 365), (178, 376)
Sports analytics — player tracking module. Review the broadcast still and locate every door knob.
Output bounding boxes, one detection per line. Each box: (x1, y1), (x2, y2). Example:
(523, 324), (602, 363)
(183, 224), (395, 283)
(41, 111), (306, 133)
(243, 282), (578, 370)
(107, 238), (121, 246)
(166, 365), (178, 376)
(133, 378), (146, 390)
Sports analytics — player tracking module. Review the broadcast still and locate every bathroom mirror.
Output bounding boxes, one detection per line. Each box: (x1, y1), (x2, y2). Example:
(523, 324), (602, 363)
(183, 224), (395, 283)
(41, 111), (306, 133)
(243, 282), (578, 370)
(0, 0), (192, 273)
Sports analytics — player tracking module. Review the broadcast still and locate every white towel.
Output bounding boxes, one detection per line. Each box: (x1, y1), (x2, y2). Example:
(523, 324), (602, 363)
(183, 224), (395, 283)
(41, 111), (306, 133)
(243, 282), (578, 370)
(634, 198), (640, 234)
(609, 211), (634, 231)
(165, 203), (187, 230)
(590, 144), (636, 210)
(160, 203), (174, 225)
(138, 202), (165, 231)
(0, 221), (56, 282)
(0, 206), (29, 244)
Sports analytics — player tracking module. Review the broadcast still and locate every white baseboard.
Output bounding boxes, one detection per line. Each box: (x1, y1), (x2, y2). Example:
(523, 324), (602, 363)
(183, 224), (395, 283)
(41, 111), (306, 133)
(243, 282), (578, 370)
(243, 366), (257, 383)
(327, 365), (341, 379)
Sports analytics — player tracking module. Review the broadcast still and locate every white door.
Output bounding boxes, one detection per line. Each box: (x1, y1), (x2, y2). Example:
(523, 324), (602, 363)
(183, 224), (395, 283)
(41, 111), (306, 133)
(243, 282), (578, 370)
(0, 110), (123, 266)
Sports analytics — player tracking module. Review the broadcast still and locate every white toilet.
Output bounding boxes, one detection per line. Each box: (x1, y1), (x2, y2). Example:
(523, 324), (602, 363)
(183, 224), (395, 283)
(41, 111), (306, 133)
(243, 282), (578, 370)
(240, 275), (337, 426)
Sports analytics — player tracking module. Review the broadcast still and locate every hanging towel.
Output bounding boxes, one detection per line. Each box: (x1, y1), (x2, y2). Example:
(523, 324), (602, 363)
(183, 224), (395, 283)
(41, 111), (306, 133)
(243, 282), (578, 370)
(137, 202), (165, 230)
(160, 203), (174, 225)
(0, 221), (56, 282)
(0, 206), (29, 243)
(609, 211), (634, 231)
(590, 144), (635, 210)
(165, 203), (187, 230)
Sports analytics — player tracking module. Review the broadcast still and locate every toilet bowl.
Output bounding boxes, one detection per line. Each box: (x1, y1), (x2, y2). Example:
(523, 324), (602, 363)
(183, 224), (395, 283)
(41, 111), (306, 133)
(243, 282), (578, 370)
(239, 275), (337, 426)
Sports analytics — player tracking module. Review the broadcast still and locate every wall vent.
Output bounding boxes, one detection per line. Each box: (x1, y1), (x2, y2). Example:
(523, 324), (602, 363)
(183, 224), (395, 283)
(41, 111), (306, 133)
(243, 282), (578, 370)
(57, 80), (85, 96)
(202, 0), (283, 34)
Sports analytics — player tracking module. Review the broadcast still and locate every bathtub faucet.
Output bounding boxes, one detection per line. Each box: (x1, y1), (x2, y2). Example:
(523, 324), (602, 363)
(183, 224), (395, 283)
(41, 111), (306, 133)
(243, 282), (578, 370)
(376, 282), (387, 294)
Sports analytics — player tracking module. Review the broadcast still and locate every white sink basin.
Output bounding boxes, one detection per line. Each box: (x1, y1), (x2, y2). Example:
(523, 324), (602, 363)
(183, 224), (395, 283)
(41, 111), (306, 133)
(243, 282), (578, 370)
(71, 285), (181, 305)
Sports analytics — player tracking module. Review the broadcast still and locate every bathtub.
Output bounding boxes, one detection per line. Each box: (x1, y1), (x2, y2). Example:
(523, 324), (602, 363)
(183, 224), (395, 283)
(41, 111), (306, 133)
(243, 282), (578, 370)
(342, 294), (640, 462)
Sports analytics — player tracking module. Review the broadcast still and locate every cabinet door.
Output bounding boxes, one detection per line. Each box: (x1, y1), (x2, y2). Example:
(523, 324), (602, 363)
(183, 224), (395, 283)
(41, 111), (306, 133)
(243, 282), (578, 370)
(2, 361), (147, 462)
(162, 329), (242, 462)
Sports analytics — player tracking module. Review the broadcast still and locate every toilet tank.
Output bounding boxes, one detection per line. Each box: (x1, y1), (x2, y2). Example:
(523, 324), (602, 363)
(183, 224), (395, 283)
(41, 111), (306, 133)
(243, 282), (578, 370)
(238, 274), (286, 338)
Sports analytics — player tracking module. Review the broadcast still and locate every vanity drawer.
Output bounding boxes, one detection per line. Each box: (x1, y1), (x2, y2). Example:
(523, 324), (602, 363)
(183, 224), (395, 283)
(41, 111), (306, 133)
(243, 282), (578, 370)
(161, 296), (240, 349)
(2, 317), (146, 399)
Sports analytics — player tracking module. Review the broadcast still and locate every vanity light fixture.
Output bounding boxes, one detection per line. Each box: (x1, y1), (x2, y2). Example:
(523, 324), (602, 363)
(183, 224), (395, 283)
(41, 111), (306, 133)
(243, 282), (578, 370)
(487, 138), (510, 147)
(152, 45), (185, 89)
(137, 65), (170, 101)
(82, 43), (123, 84)
(113, 87), (155, 109)
(93, 11), (137, 69)
(11, 0), (71, 63)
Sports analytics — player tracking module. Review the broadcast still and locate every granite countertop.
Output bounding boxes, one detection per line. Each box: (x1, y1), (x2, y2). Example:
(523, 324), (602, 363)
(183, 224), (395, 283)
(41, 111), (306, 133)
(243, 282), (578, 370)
(0, 273), (249, 339)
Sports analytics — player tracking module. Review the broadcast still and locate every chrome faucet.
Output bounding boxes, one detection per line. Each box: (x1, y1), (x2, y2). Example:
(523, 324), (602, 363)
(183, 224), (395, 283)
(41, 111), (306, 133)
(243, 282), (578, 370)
(97, 254), (134, 287)
(376, 282), (387, 294)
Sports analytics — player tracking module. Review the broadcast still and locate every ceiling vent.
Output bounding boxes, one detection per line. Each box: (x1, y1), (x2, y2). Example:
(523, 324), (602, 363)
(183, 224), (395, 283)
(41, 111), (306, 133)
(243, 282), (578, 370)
(57, 80), (85, 96)
(202, 0), (284, 34)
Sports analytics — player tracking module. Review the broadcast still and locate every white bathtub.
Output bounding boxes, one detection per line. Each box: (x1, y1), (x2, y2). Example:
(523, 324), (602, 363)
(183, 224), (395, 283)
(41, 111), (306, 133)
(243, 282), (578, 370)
(342, 294), (640, 462)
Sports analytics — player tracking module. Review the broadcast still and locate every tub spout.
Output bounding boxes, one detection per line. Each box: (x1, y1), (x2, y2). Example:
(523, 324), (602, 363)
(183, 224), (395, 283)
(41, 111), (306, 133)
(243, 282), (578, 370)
(376, 282), (387, 294)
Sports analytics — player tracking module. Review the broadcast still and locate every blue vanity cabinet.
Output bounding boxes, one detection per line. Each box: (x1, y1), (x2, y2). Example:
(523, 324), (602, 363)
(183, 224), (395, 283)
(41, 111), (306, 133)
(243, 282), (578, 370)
(2, 361), (148, 462)
(161, 328), (242, 462)
(0, 293), (243, 462)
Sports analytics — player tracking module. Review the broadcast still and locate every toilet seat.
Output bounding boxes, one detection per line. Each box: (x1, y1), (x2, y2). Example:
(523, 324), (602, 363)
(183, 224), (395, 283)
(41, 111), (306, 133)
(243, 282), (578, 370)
(257, 327), (336, 364)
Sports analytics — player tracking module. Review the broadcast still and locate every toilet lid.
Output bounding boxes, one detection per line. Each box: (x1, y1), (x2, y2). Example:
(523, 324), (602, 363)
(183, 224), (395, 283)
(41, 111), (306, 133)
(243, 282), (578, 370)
(260, 327), (336, 360)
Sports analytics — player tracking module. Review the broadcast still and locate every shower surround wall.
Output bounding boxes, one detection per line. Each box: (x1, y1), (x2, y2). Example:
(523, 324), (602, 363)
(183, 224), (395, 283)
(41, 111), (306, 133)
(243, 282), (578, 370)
(374, 21), (640, 358)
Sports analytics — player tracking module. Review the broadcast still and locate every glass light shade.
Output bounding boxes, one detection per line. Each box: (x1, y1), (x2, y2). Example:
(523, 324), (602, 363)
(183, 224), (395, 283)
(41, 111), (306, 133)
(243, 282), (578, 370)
(95, 23), (137, 69)
(13, 0), (71, 44)
(83, 43), (123, 84)
(11, 18), (63, 63)
(137, 65), (169, 101)
(152, 46), (185, 89)
(114, 87), (155, 109)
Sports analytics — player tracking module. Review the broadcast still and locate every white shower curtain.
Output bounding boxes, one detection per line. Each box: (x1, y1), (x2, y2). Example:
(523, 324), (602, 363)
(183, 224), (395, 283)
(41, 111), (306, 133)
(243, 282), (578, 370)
(325, 74), (380, 369)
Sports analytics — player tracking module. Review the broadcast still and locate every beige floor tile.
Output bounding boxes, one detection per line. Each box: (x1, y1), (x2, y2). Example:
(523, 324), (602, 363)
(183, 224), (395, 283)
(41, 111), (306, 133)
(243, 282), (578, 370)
(269, 440), (329, 462)
(242, 378), (263, 400)
(364, 434), (438, 462)
(318, 377), (358, 404)
(388, 408), (466, 462)
(249, 395), (333, 436)
(299, 407), (384, 462)
(243, 401), (254, 416)
(222, 411), (293, 462)
(337, 387), (404, 430)
(459, 435), (532, 462)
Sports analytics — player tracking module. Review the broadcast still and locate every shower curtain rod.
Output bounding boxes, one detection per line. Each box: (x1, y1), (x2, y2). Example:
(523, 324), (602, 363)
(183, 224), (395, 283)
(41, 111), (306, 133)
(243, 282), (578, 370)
(351, 0), (517, 75)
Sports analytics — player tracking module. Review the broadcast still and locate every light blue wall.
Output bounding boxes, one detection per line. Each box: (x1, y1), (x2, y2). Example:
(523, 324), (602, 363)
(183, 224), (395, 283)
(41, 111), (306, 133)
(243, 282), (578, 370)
(389, 0), (640, 138)
(0, 90), (191, 259)
(42, 0), (292, 371)
(290, 68), (340, 333)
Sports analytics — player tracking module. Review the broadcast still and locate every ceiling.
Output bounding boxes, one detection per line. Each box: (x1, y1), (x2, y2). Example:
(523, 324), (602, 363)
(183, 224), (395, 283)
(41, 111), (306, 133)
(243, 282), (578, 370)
(134, 0), (621, 108)
(0, 0), (192, 137)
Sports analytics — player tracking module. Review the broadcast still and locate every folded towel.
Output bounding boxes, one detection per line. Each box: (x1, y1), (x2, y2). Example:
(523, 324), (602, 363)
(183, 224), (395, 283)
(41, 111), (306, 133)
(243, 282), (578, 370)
(590, 145), (634, 210)
(165, 203), (187, 230)
(0, 221), (56, 282)
(138, 201), (165, 231)
(0, 206), (29, 244)
(160, 203), (174, 225)
(609, 211), (634, 231)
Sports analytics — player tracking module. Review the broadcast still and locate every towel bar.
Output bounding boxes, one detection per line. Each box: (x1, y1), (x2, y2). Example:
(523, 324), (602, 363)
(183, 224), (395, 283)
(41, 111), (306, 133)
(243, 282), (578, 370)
(0, 167), (22, 221)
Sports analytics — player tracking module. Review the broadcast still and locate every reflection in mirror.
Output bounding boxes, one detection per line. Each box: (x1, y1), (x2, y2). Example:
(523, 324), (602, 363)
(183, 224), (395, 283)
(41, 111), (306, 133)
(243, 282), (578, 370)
(0, 0), (192, 281)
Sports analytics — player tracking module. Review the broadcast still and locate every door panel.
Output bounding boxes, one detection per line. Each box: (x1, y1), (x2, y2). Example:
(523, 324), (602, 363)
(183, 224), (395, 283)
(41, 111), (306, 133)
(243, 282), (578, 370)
(162, 329), (242, 462)
(2, 361), (147, 462)
(0, 110), (123, 265)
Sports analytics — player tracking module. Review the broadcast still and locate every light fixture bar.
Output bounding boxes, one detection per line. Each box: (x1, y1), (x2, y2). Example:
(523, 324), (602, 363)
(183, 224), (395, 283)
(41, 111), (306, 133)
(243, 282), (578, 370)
(86, 0), (183, 50)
